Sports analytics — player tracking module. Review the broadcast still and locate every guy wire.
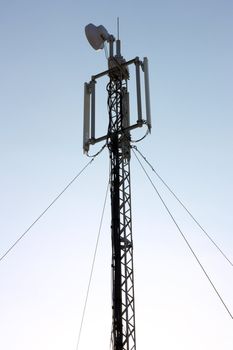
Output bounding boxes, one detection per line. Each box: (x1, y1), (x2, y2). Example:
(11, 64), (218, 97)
(132, 146), (233, 267)
(133, 149), (233, 319)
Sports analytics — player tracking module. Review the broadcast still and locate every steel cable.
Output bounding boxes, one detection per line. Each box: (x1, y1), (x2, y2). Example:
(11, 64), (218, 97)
(0, 158), (96, 264)
(133, 149), (233, 319)
(133, 146), (233, 267)
(75, 179), (110, 350)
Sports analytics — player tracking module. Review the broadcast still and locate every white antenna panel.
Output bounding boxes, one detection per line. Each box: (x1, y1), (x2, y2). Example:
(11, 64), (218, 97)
(83, 82), (91, 153)
(143, 57), (151, 130)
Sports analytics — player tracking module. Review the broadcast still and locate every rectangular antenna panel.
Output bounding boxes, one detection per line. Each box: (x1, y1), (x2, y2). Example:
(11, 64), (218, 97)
(135, 59), (142, 123)
(83, 82), (91, 153)
(143, 57), (152, 130)
(122, 89), (130, 129)
(91, 80), (96, 139)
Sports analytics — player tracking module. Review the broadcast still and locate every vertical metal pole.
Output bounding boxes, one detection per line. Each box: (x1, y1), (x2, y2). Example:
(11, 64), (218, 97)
(109, 36), (114, 58)
(107, 68), (136, 350)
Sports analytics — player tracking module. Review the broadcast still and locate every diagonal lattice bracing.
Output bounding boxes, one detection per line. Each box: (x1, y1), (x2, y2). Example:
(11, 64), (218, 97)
(107, 76), (136, 350)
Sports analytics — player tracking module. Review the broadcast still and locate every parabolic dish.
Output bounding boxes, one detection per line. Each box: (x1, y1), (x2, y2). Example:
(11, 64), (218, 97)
(85, 23), (110, 50)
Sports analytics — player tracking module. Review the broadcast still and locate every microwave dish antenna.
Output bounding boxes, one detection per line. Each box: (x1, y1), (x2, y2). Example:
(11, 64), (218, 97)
(85, 23), (112, 50)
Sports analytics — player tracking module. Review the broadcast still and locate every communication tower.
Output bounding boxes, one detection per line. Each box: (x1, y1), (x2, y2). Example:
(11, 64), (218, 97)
(83, 22), (151, 350)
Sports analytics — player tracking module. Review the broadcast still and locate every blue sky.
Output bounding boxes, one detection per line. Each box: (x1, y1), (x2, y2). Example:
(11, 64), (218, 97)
(0, 1), (233, 349)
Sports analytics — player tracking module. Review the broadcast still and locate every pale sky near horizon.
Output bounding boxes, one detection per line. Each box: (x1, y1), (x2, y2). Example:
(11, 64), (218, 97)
(0, 0), (233, 349)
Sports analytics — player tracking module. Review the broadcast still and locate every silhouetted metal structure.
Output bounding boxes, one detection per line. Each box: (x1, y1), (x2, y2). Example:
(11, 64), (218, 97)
(83, 23), (151, 350)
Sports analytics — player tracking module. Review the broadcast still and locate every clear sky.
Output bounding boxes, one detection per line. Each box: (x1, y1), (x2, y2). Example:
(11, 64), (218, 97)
(0, 0), (232, 349)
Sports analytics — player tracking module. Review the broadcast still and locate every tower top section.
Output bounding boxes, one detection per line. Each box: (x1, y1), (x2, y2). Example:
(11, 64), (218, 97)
(83, 23), (152, 154)
(85, 22), (123, 60)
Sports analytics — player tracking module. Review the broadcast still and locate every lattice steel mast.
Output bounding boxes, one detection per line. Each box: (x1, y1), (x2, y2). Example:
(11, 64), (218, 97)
(83, 23), (151, 350)
(107, 59), (136, 350)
